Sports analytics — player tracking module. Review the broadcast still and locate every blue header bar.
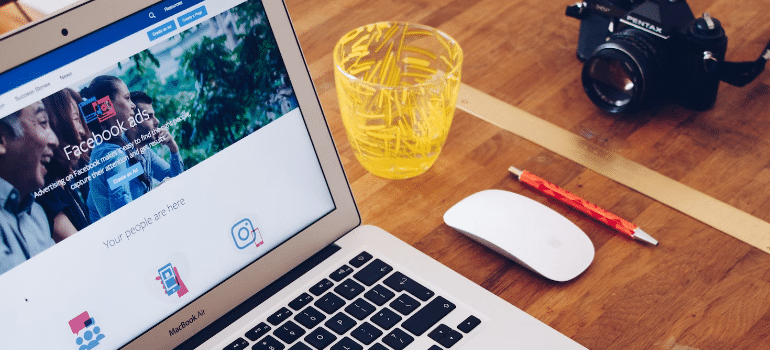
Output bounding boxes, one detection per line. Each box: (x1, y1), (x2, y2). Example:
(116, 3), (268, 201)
(0, 0), (205, 95)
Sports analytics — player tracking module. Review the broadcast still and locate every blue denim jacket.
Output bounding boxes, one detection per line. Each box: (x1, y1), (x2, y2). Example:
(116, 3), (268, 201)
(87, 140), (183, 223)
(144, 147), (184, 189)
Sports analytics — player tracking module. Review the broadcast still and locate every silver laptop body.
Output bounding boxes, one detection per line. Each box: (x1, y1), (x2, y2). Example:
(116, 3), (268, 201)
(0, 0), (586, 349)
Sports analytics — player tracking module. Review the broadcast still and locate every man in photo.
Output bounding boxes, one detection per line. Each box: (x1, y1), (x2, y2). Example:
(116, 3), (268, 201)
(0, 101), (59, 275)
(126, 91), (184, 188)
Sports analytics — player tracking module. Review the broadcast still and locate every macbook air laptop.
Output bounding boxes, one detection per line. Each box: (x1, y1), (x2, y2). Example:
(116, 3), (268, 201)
(0, 0), (587, 349)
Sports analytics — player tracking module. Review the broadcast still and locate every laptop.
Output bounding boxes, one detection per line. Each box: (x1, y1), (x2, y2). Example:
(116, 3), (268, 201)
(0, 0), (587, 349)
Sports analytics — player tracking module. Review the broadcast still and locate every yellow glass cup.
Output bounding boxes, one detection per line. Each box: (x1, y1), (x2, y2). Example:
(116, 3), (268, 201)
(333, 22), (463, 179)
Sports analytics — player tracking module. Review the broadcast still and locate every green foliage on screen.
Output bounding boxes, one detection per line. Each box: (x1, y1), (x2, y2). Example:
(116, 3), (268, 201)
(119, 1), (297, 170)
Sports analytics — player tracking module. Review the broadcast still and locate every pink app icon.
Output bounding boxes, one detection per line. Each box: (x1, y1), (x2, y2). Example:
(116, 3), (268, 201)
(68, 311), (93, 335)
(69, 311), (106, 349)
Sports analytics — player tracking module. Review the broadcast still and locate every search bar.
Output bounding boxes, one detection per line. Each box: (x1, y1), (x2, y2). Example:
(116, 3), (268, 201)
(138, 0), (205, 29)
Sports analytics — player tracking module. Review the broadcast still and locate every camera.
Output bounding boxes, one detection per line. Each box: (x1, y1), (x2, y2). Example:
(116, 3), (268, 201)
(566, 0), (729, 113)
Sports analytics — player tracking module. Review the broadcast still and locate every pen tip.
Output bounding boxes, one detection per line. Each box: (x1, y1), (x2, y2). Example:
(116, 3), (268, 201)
(508, 166), (523, 177)
(633, 228), (658, 246)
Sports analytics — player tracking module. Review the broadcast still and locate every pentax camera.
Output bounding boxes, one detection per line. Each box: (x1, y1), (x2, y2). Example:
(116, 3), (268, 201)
(566, 0), (770, 113)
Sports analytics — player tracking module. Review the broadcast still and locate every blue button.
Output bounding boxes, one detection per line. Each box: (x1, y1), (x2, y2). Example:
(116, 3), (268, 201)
(177, 6), (207, 27)
(108, 163), (145, 190)
(146, 20), (178, 41)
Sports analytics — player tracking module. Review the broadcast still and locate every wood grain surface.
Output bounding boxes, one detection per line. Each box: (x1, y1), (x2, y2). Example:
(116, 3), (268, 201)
(284, 0), (770, 349)
(0, 2), (41, 35)
(2, 0), (769, 349)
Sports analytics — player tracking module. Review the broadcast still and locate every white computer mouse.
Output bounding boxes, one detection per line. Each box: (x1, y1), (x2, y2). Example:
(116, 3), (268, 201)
(444, 189), (594, 282)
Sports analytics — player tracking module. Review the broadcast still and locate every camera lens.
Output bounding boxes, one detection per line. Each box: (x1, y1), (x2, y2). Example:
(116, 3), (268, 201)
(61, 28), (68, 36)
(581, 29), (663, 113)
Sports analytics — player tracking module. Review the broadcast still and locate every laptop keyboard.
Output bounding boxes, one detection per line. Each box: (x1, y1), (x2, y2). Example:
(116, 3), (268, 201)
(223, 252), (482, 350)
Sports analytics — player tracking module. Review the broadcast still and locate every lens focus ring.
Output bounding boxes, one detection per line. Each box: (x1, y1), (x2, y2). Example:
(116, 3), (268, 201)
(581, 28), (664, 113)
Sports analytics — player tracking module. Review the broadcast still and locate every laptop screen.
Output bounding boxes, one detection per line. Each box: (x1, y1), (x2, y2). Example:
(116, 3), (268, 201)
(0, 0), (335, 347)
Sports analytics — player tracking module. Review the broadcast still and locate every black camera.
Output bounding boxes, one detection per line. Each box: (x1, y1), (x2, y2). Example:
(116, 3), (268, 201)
(566, 0), (769, 113)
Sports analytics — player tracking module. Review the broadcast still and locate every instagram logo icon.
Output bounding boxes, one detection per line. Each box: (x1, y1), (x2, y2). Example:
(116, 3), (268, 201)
(231, 219), (264, 249)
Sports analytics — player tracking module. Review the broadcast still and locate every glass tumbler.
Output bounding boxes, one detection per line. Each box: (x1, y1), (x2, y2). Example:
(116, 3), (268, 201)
(333, 22), (463, 179)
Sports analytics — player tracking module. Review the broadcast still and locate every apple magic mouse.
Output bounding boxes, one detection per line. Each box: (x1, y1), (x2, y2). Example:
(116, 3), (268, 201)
(444, 189), (594, 282)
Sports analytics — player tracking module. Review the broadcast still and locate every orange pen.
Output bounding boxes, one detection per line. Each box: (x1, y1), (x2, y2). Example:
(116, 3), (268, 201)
(509, 166), (658, 245)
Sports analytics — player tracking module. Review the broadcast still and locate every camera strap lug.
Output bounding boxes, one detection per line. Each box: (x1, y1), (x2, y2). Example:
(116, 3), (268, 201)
(565, 2), (587, 18)
(703, 51), (719, 72)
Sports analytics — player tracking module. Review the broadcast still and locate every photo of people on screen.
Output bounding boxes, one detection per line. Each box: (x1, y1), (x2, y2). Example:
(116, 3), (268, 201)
(38, 89), (92, 242)
(0, 0), (297, 277)
(80, 76), (186, 223)
(125, 91), (184, 188)
(0, 101), (59, 275)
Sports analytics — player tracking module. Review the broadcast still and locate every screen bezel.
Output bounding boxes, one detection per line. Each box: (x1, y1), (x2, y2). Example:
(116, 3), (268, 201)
(0, 0), (361, 348)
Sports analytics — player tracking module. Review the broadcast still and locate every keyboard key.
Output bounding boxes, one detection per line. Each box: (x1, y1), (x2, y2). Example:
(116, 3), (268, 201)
(363, 285), (395, 306)
(353, 259), (392, 286)
(383, 272), (435, 301)
(252, 335), (285, 350)
(389, 294), (420, 315)
(457, 315), (481, 333)
(268, 307), (294, 326)
(334, 279), (365, 300)
(350, 322), (383, 345)
(289, 343), (312, 350)
(325, 313), (357, 335)
(274, 321), (306, 344)
(349, 252), (372, 268)
(310, 279), (334, 296)
(330, 337), (363, 350)
(245, 322), (272, 341)
(382, 328), (413, 350)
(437, 329), (463, 348)
(223, 337), (248, 350)
(289, 293), (314, 311)
(428, 346), (442, 350)
(330, 265), (354, 282)
(315, 292), (346, 314)
(295, 306), (326, 329)
(370, 308), (401, 330)
(401, 296), (455, 336)
(304, 327), (337, 350)
(368, 344), (387, 350)
(344, 298), (376, 320)
(427, 324), (452, 342)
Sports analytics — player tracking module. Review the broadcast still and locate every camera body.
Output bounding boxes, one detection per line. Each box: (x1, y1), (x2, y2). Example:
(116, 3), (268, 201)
(566, 0), (728, 112)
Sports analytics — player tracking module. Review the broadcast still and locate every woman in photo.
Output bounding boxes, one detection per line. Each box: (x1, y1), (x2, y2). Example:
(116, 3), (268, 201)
(38, 88), (92, 241)
(81, 75), (151, 222)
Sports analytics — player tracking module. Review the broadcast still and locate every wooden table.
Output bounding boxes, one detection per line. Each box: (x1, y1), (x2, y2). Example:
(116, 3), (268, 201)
(2, 0), (768, 348)
(0, 2), (41, 35)
(285, 0), (770, 349)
